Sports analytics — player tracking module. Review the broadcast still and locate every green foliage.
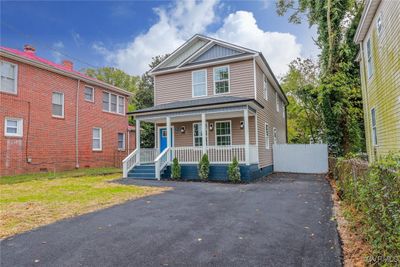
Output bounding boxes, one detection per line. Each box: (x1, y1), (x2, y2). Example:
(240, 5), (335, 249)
(227, 157), (241, 183)
(171, 158), (181, 180)
(198, 154), (210, 181)
(335, 153), (400, 257)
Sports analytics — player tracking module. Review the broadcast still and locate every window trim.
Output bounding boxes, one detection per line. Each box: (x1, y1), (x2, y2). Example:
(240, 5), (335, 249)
(102, 91), (125, 115)
(92, 127), (103, 151)
(263, 74), (268, 100)
(215, 120), (232, 146)
(366, 37), (373, 79)
(52, 92), (65, 118)
(273, 127), (277, 144)
(118, 132), (126, 151)
(0, 60), (18, 95)
(4, 117), (23, 137)
(265, 123), (270, 149)
(192, 69), (208, 98)
(213, 65), (230, 95)
(370, 107), (378, 146)
(84, 86), (95, 102)
(192, 122), (209, 147)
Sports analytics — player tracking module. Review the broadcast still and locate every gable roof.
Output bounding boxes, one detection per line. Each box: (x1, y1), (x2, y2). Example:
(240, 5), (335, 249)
(0, 46), (132, 96)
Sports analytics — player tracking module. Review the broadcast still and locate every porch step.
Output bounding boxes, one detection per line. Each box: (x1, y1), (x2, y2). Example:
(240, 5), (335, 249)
(128, 164), (157, 180)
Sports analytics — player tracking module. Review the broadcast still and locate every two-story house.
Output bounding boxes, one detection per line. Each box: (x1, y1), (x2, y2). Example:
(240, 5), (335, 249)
(354, 0), (400, 162)
(0, 45), (135, 176)
(123, 35), (288, 182)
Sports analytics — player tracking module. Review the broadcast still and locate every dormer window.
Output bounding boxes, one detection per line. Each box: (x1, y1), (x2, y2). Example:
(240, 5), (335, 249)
(192, 69), (207, 97)
(214, 66), (229, 94)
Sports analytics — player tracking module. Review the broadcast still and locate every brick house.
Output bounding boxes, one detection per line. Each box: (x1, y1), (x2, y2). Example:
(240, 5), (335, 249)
(0, 45), (135, 176)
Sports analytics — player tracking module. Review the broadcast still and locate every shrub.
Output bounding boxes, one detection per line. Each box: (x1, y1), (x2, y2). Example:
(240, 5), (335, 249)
(228, 157), (241, 183)
(198, 154), (210, 181)
(335, 153), (400, 257)
(171, 157), (181, 180)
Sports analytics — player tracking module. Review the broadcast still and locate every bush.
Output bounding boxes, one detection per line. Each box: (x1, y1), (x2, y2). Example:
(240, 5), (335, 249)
(198, 154), (210, 181)
(228, 157), (241, 183)
(335, 153), (400, 257)
(171, 157), (181, 180)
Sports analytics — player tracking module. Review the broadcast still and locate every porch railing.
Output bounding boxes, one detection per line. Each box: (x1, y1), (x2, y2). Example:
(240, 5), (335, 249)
(140, 148), (158, 163)
(122, 148), (138, 177)
(154, 147), (170, 180)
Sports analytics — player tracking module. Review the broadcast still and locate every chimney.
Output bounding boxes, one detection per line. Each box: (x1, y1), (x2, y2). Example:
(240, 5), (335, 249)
(62, 60), (73, 71)
(24, 44), (36, 55)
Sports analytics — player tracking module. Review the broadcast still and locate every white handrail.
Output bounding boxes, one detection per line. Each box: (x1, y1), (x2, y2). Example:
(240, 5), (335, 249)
(122, 148), (139, 177)
(154, 147), (170, 180)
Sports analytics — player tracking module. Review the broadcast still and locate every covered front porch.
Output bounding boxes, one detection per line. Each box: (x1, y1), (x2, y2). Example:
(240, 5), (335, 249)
(123, 98), (262, 180)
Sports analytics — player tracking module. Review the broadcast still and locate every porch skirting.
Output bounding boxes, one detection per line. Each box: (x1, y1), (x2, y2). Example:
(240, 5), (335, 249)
(161, 164), (273, 182)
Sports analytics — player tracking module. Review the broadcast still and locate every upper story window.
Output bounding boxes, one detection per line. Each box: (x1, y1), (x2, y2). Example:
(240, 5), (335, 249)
(263, 74), (268, 100)
(192, 70), (207, 97)
(276, 92), (280, 112)
(265, 123), (270, 149)
(371, 108), (378, 146)
(102, 91), (125, 115)
(215, 121), (231, 146)
(366, 38), (373, 78)
(84, 86), (94, 102)
(4, 117), (23, 137)
(193, 122), (208, 146)
(1, 61), (18, 94)
(214, 66), (229, 94)
(376, 14), (382, 37)
(52, 92), (64, 118)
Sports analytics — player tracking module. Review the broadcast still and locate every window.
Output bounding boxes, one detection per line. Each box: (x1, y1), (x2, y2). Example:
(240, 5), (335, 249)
(4, 118), (23, 137)
(265, 123), (270, 149)
(366, 38), (373, 78)
(102, 92), (124, 114)
(215, 121), (231, 146)
(263, 74), (268, 100)
(1, 61), (18, 94)
(84, 86), (94, 102)
(377, 14), (382, 36)
(371, 108), (378, 146)
(273, 127), (277, 144)
(92, 128), (102, 151)
(52, 92), (64, 117)
(214, 66), (229, 94)
(118, 133), (125, 150)
(192, 70), (207, 97)
(193, 122), (208, 146)
(118, 96), (125, 114)
(276, 92), (280, 112)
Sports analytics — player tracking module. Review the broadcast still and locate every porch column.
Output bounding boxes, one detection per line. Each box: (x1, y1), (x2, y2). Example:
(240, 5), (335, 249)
(201, 113), (207, 155)
(166, 116), (171, 162)
(136, 119), (141, 165)
(244, 108), (250, 165)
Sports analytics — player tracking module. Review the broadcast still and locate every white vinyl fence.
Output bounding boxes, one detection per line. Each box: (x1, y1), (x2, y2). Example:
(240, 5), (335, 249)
(273, 144), (328, 173)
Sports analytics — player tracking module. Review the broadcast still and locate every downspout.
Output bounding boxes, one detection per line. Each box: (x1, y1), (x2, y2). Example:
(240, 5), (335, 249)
(75, 79), (80, 168)
(285, 104), (288, 143)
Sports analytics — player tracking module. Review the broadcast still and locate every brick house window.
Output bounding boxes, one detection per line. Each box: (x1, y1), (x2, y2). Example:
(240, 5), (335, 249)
(371, 108), (378, 146)
(92, 128), (102, 151)
(103, 92), (110, 110)
(265, 123), (270, 149)
(103, 91), (125, 115)
(4, 118), (23, 137)
(52, 92), (64, 118)
(1, 61), (18, 94)
(110, 94), (117, 112)
(84, 86), (94, 102)
(273, 127), (277, 144)
(118, 133), (125, 150)
(118, 96), (125, 114)
(214, 66), (229, 94)
(215, 121), (231, 146)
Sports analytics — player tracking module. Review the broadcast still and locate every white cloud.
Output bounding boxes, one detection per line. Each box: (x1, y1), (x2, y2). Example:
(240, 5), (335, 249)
(52, 41), (64, 63)
(71, 30), (83, 47)
(95, 0), (302, 76)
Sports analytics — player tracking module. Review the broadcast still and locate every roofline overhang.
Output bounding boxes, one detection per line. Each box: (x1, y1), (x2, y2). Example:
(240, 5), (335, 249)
(128, 99), (264, 117)
(354, 0), (382, 44)
(0, 50), (133, 97)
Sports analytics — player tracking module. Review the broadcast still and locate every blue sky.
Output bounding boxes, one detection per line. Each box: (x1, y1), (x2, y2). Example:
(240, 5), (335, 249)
(1, 0), (319, 77)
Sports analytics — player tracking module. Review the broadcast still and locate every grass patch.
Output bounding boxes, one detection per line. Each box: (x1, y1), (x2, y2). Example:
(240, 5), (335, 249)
(0, 172), (170, 238)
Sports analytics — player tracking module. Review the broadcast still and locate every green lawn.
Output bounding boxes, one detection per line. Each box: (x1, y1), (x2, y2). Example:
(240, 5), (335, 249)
(0, 168), (169, 238)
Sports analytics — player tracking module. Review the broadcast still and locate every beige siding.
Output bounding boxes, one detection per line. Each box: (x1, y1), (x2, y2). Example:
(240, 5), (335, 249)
(156, 117), (256, 147)
(254, 62), (287, 167)
(359, 0), (400, 161)
(155, 59), (254, 105)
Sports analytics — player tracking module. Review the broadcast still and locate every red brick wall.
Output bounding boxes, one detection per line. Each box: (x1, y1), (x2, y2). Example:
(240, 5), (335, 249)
(0, 56), (135, 176)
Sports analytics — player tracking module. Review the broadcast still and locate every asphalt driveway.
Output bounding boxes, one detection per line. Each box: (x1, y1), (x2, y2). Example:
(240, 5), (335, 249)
(1, 173), (341, 267)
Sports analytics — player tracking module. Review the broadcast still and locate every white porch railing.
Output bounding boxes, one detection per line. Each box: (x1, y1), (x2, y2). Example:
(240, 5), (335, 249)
(122, 148), (138, 177)
(154, 147), (170, 180)
(140, 148), (158, 163)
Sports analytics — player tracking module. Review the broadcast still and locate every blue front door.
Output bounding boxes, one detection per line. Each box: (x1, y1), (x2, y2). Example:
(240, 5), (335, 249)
(159, 128), (173, 152)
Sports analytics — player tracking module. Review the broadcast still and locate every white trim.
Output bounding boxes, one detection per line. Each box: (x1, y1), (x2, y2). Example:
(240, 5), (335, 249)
(215, 120), (232, 146)
(213, 65), (230, 95)
(92, 127), (102, 151)
(253, 58), (257, 99)
(0, 60), (18, 95)
(370, 107), (378, 146)
(118, 132), (126, 151)
(365, 37), (374, 79)
(192, 69), (208, 98)
(193, 122), (209, 146)
(52, 91), (64, 118)
(4, 117), (23, 137)
(156, 125), (175, 150)
(265, 123), (270, 149)
(84, 85), (94, 102)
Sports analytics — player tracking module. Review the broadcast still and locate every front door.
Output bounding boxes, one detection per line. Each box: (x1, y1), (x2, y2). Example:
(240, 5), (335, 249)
(159, 127), (173, 152)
